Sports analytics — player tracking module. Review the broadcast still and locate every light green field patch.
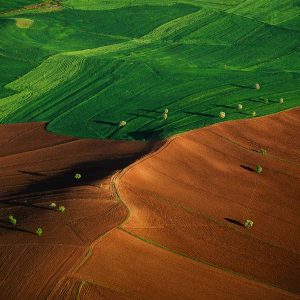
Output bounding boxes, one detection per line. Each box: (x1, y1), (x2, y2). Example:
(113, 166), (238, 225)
(63, 0), (239, 11)
(228, 0), (300, 25)
(15, 18), (33, 28)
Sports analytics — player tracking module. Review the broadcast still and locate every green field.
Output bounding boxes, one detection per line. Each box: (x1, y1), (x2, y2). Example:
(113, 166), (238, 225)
(0, 0), (299, 140)
(0, 0), (40, 12)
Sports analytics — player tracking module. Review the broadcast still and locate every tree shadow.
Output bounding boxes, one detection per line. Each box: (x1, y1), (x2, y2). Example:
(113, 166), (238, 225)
(18, 170), (46, 177)
(0, 225), (35, 234)
(224, 218), (244, 227)
(94, 120), (118, 126)
(246, 98), (264, 104)
(251, 148), (262, 153)
(240, 164), (255, 172)
(1, 199), (56, 211)
(185, 111), (215, 118)
(139, 108), (162, 114)
(128, 113), (158, 120)
(231, 83), (253, 89)
(0, 219), (35, 234)
(212, 104), (234, 109)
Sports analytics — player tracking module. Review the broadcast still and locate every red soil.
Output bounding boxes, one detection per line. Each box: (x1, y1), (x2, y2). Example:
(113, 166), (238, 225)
(1, 109), (299, 299)
(0, 122), (159, 299)
(50, 276), (133, 300)
(79, 281), (133, 300)
(74, 229), (296, 300)
(115, 108), (300, 297)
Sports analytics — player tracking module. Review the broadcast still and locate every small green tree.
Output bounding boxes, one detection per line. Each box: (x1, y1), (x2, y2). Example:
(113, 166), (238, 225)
(279, 98), (284, 104)
(8, 215), (17, 225)
(58, 206), (65, 213)
(164, 108), (169, 114)
(36, 228), (43, 236)
(244, 219), (254, 228)
(74, 173), (82, 180)
(50, 202), (56, 208)
(163, 112), (168, 120)
(264, 98), (269, 104)
(237, 104), (243, 110)
(255, 165), (263, 174)
(259, 149), (267, 155)
(219, 111), (226, 119)
(252, 111), (257, 117)
(255, 83), (261, 90)
(119, 120), (127, 127)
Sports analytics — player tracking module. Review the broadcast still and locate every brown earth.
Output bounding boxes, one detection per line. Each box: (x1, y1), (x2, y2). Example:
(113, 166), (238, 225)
(0, 122), (160, 299)
(1, 108), (299, 299)
(73, 228), (298, 300)
(112, 108), (300, 298)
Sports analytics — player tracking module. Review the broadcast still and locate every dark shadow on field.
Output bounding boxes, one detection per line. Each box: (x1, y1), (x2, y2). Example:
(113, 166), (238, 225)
(1, 199), (56, 211)
(94, 120), (119, 126)
(240, 164), (255, 172)
(18, 170), (46, 177)
(251, 148), (265, 154)
(0, 224), (35, 234)
(224, 218), (244, 227)
(246, 98), (263, 103)
(128, 129), (164, 140)
(107, 127), (122, 139)
(231, 83), (253, 89)
(4, 156), (157, 201)
(212, 104), (234, 109)
(128, 113), (158, 120)
(1, 144), (163, 211)
(251, 148), (260, 153)
(139, 108), (163, 114)
(0, 219), (35, 234)
(185, 111), (215, 118)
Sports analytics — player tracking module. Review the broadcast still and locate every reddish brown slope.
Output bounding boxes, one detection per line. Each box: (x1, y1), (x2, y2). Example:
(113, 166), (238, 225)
(0, 122), (159, 299)
(74, 228), (295, 300)
(115, 108), (300, 296)
(1, 109), (299, 299)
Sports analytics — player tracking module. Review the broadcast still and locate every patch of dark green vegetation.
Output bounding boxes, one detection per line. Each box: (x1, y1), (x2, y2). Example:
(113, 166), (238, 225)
(0, 1), (299, 140)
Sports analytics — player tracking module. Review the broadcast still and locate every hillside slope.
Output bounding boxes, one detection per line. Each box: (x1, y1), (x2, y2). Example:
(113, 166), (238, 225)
(0, 0), (299, 140)
(114, 108), (300, 296)
(0, 122), (159, 298)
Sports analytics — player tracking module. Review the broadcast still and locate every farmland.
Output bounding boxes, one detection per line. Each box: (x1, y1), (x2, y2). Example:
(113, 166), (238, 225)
(0, 122), (159, 298)
(115, 108), (300, 297)
(0, 1), (300, 299)
(1, 110), (298, 299)
(0, 0), (299, 140)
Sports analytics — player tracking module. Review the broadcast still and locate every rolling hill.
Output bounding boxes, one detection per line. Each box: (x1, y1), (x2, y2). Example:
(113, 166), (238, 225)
(1, 3), (300, 298)
(0, 0), (299, 140)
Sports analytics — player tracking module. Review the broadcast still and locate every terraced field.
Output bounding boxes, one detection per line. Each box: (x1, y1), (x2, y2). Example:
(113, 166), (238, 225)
(1, 0), (299, 140)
